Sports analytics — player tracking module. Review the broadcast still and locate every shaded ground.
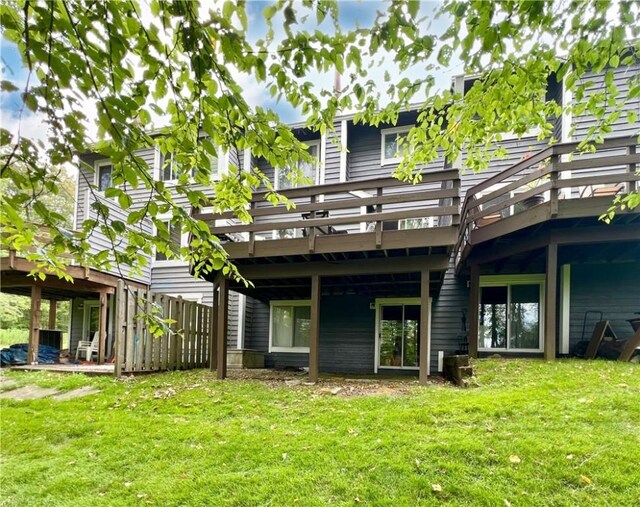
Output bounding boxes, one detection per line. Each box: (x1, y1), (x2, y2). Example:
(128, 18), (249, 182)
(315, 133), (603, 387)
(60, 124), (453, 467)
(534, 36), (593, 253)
(224, 368), (444, 396)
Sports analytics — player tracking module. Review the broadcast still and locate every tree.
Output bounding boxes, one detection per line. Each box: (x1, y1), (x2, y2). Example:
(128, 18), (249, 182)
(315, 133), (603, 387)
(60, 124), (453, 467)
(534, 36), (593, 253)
(1, 0), (638, 282)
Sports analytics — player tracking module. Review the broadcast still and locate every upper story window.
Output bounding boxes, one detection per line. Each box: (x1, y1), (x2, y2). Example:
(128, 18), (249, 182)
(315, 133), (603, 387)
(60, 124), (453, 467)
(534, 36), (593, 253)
(381, 126), (411, 166)
(160, 153), (179, 182)
(154, 218), (184, 262)
(95, 160), (113, 191)
(276, 140), (321, 190)
(158, 147), (223, 183)
(269, 301), (311, 353)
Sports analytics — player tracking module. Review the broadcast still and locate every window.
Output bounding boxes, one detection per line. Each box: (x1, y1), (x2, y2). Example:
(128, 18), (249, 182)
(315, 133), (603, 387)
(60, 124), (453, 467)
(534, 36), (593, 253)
(160, 153), (179, 182)
(269, 301), (311, 352)
(398, 217), (433, 230)
(276, 140), (321, 189)
(381, 126), (411, 165)
(158, 147), (223, 183)
(479, 276), (543, 352)
(95, 161), (113, 191)
(154, 220), (183, 261)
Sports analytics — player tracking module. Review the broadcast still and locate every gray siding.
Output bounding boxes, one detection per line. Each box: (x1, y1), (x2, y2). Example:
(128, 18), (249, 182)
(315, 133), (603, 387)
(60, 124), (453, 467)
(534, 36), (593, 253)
(244, 295), (375, 373)
(573, 62), (640, 140)
(150, 263), (240, 347)
(324, 122), (342, 184)
(569, 262), (640, 350)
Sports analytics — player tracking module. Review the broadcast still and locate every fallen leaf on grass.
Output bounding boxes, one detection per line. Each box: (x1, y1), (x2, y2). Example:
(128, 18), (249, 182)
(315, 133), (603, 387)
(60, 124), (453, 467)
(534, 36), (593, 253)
(432, 484), (442, 493)
(566, 454), (574, 460)
(509, 455), (521, 464)
(504, 500), (511, 507)
(580, 475), (592, 485)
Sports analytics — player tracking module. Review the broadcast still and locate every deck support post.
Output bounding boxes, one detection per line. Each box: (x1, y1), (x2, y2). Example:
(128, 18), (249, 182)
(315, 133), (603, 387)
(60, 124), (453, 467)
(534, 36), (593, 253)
(48, 300), (57, 329)
(309, 274), (321, 383)
(544, 242), (558, 361)
(216, 277), (229, 379)
(210, 287), (218, 372)
(419, 268), (431, 385)
(28, 285), (42, 365)
(98, 290), (108, 364)
(468, 263), (480, 358)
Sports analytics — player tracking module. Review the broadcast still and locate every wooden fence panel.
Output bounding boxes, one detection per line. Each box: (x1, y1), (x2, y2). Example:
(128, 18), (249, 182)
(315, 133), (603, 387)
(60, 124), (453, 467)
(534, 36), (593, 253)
(125, 288), (136, 372)
(144, 293), (154, 370)
(115, 288), (213, 375)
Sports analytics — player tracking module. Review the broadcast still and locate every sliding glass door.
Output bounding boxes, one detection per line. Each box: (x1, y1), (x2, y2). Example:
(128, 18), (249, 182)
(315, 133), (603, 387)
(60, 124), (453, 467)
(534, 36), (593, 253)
(377, 302), (421, 369)
(479, 278), (543, 352)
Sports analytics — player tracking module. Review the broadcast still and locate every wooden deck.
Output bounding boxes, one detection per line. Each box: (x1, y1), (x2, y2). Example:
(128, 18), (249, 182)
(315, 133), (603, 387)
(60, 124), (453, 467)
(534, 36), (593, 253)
(455, 136), (640, 269)
(195, 169), (461, 263)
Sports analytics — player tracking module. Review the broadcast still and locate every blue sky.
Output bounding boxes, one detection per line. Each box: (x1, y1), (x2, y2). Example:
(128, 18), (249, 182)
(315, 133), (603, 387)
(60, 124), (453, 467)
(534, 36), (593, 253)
(0, 1), (452, 140)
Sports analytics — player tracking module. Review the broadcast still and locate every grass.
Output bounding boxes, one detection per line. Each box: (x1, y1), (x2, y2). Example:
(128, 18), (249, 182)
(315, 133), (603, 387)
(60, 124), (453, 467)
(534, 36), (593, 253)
(0, 328), (69, 350)
(1, 359), (639, 506)
(0, 329), (28, 349)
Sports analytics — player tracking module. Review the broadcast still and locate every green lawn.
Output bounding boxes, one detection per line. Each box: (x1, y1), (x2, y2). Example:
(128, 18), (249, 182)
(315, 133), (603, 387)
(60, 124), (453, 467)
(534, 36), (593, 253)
(1, 360), (639, 506)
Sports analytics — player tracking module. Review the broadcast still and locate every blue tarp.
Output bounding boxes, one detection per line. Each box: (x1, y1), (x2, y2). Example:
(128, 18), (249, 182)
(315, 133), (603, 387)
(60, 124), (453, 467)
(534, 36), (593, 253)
(0, 343), (60, 366)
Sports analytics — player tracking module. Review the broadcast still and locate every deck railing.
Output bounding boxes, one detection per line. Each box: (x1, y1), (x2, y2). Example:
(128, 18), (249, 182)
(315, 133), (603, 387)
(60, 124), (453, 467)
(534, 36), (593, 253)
(196, 169), (461, 254)
(455, 135), (640, 266)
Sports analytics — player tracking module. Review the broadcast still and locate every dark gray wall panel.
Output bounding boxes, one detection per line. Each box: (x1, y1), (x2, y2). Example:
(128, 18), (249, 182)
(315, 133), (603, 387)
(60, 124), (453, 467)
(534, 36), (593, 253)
(569, 261), (640, 349)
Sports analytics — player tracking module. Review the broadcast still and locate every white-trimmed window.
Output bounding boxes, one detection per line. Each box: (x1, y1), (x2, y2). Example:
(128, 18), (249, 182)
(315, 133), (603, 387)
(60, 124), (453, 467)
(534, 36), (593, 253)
(381, 126), (411, 165)
(479, 275), (544, 352)
(95, 160), (113, 192)
(269, 300), (311, 352)
(275, 140), (322, 189)
(157, 146), (225, 183)
(159, 153), (179, 182)
(153, 217), (187, 264)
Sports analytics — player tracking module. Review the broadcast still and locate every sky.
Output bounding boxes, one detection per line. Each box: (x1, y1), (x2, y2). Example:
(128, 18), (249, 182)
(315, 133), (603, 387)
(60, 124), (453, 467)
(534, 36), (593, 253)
(0, 0), (457, 151)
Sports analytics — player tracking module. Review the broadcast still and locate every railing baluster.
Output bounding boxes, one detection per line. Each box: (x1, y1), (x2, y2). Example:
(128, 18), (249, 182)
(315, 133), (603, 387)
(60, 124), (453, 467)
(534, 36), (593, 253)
(549, 154), (559, 217)
(375, 187), (383, 247)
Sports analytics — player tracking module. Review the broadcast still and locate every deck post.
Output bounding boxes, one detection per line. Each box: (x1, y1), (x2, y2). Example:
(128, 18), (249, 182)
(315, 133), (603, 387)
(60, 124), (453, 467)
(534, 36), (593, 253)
(28, 285), (42, 365)
(309, 274), (321, 383)
(98, 289), (108, 364)
(210, 288), (218, 372)
(544, 242), (558, 361)
(114, 280), (125, 377)
(468, 263), (480, 358)
(216, 277), (229, 379)
(419, 268), (430, 385)
(48, 300), (57, 329)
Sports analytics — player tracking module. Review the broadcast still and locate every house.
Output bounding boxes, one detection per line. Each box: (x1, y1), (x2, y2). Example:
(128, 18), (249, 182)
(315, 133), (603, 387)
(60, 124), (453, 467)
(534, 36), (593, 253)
(55, 60), (640, 378)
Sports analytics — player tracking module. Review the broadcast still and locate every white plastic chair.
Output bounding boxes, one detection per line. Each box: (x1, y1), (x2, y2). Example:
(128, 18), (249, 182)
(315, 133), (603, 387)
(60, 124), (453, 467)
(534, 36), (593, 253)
(75, 332), (99, 361)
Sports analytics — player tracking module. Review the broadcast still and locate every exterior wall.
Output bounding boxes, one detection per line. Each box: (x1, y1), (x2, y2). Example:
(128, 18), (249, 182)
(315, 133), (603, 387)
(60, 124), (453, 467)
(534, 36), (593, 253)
(569, 261), (640, 350)
(572, 62), (640, 140)
(150, 263), (240, 347)
(244, 295), (375, 373)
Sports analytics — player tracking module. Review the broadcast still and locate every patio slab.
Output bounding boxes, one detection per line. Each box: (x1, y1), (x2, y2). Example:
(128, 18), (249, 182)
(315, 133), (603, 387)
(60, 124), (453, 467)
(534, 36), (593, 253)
(51, 386), (101, 401)
(0, 385), (59, 400)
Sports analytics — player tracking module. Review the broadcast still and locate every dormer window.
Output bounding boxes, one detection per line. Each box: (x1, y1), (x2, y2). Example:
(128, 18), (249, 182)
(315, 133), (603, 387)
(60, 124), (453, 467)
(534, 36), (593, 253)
(275, 140), (321, 190)
(381, 126), (411, 165)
